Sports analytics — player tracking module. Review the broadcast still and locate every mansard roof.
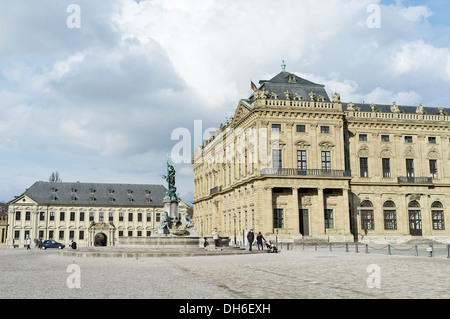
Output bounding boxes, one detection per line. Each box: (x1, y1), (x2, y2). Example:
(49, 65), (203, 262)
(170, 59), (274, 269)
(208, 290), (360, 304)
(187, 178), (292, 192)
(251, 71), (331, 102)
(343, 102), (450, 115)
(16, 181), (167, 207)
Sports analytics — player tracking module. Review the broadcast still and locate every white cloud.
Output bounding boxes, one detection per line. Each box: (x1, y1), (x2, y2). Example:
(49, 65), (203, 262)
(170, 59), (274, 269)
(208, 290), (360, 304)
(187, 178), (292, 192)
(0, 0), (450, 202)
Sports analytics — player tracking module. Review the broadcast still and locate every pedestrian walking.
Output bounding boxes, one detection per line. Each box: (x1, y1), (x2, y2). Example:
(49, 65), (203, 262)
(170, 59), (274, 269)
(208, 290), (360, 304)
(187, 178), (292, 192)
(212, 228), (220, 248)
(26, 236), (31, 250)
(247, 229), (255, 251)
(256, 232), (265, 251)
(38, 239), (42, 250)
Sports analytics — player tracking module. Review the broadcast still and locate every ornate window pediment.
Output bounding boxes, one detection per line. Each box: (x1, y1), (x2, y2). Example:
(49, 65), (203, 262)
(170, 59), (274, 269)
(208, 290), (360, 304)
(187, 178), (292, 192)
(295, 140), (311, 149)
(318, 141), (335, 150)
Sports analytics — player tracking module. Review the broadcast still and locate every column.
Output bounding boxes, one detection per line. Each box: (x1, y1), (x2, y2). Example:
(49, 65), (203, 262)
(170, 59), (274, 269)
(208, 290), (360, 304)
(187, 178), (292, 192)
(315, 187), (325, 235)
(264, 186), (273, 234)
(292, 188), (300, 234)
(342, 187), (351, 236)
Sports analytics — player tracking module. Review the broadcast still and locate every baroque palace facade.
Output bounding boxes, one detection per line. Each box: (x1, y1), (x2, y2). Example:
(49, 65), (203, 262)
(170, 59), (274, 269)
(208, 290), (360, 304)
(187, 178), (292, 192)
(6, 181), (188, 248)
(192, 68), (450, 244)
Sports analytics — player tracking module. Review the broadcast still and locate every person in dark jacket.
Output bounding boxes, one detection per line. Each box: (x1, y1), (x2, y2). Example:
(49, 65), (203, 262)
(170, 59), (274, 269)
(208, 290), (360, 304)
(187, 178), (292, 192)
(247, 229), (255, 251)
(256, 232), (265, 251)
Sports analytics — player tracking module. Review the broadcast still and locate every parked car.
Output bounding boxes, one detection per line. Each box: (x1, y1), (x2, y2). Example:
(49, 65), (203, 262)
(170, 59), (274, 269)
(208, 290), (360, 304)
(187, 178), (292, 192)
(41, 240), (65, 250)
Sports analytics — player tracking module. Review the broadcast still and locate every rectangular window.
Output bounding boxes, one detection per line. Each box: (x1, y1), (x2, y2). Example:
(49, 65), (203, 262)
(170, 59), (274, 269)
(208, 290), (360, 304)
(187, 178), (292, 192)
(25, 212), (31, 221)
(156, 213), (161, 222)
(296, 125), (306, 133)
(406, 159), (415, 178)
(381, 135), (390, 142)
(320, 126), (330, 134)
(324, 209), (334, 229)
(128, 213), (133, 222)
(89, 212), (94, 222)
(49, 231), (54, 239)
(273, 209), (284, 228)
(271, 124), (281, 131)
(79, 212), (85, 221)
(359, 134), (368, 141)
(405, 136), (413, 143)
(297, 150), (307, 171)
(321, 151), (331, 172)
(60, 212), (65, 221)
(272, 149), (282, 169)
(39, 212), (45, 221)
(79, 231), (84, 240)
(109, 212), (114, 222)
(128, 231), (133, 237)
(99, 212), (104, 222)
(429, 160), (438, 179)
(70, 212), (75, 221)
(69, 231), (74, 240)
(14, 230), (20, 240)
(138, 213), (142, 222)
(39, 230), (44, 239)
(59, 231), (64, 240)
(15, 211), (21, 221)
(384, 210), (396, 230)
(146, 213), (151, 222)
(382, 158), (391, 178)
(360, 157), (368, 177)
(432, 210), (445, 230)
(50, 212), (55, 221)
(361, 210), (374, 230)
(428, 137), (436, 144)
(119, 213), (124, 222)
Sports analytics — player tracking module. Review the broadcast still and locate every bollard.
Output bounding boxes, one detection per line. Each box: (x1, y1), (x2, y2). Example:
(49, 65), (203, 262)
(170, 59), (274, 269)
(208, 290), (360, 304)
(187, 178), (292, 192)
(345, 243), (349, 252)
(365, 244), (369, 254)
(302, 243), (305, 250)
(315, 243), (318, 251)
(427, 244), (433, 258)
(414, 245), (418, 257)
(329, 243), (332, 251)
(387, 244), (391, 255)
(355, 243), (359, 253)
(447, 244), (450, 259)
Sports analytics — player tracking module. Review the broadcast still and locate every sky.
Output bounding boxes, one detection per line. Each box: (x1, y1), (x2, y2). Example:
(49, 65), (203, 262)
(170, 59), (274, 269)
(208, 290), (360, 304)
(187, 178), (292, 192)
(0, 0), (449, 204)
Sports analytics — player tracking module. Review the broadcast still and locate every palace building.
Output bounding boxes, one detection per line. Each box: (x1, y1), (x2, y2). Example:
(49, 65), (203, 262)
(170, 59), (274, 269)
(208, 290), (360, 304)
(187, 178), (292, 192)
(6, 181), (188, 248)
(192, 67), (450, 244)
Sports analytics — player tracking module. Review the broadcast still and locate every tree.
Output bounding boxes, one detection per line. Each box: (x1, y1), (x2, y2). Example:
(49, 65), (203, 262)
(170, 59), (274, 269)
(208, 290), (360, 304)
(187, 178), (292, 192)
(48, 171), (62, 182)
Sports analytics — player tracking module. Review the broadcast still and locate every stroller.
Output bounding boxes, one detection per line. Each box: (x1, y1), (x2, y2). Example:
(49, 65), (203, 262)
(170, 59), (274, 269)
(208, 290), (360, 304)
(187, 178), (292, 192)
(265, 240), (278, 253)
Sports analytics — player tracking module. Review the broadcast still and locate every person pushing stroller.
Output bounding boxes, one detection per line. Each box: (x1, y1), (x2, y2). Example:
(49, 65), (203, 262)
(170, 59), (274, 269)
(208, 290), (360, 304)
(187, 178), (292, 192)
(265, 240), (278, 253)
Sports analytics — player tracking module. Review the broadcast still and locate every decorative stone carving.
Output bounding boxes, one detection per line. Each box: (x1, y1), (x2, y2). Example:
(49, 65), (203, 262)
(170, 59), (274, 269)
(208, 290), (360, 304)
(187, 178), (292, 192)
(331, 92), (341, 102)
(391, 102), (400, 113)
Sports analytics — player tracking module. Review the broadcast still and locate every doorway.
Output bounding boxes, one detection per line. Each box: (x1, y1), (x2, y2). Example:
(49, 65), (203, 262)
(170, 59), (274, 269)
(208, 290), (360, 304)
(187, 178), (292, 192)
(299, 209), (309, 236)
(409, 210), (422, 236)
(94, 232), (107, 246)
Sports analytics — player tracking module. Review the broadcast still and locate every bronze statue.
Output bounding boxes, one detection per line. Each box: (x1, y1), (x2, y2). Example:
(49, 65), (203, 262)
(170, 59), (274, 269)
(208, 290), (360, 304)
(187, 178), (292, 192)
(162, 152), (180, 202)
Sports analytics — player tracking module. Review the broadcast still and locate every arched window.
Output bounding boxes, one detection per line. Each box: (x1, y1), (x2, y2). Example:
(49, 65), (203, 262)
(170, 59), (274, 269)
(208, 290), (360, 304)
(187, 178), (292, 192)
(383, 201), (397, 230)
(361, 200), (373, 207)
(408, 201), (422, 236)
(360, 200), (374, 230)
(408, 200), (420, 208)
(431, 201), (445, 230)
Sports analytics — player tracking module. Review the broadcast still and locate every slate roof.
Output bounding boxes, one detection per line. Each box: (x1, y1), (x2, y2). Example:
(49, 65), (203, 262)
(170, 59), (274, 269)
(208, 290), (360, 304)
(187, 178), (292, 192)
(19, 181), (167, 207)
(251, 71), (331, 102)
(342, 102), (450, 115)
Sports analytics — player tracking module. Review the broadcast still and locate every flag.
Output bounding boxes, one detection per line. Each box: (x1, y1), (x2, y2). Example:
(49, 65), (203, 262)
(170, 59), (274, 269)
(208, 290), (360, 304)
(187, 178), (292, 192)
(251, 81), (257, 91)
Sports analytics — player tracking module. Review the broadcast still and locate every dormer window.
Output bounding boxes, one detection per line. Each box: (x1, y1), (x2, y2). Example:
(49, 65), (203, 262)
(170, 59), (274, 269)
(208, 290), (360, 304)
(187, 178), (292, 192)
(288, 74), (297, 83)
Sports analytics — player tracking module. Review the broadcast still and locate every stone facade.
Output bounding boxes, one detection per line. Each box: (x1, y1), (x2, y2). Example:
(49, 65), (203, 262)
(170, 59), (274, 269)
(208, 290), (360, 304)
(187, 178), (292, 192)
(192, 70), (450, 244)
(6, 181), (188, 248)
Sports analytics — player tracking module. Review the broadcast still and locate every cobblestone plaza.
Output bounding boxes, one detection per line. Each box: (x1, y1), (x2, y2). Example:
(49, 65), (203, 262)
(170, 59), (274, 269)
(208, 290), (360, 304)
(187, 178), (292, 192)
(0, 245), (448, 300)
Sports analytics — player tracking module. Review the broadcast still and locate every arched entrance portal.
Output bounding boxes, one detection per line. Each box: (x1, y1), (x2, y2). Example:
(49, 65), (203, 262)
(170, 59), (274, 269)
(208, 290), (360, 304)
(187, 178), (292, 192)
(94, 233), (107, 246)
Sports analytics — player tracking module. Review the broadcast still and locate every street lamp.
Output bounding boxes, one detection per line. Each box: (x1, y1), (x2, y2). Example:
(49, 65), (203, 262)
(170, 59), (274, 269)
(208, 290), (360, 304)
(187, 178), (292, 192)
(233, 213), (237, 245)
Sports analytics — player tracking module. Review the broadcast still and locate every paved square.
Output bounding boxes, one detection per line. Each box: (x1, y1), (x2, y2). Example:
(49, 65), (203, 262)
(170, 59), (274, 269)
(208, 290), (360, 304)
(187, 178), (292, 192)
(0, 246), (448, 299)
